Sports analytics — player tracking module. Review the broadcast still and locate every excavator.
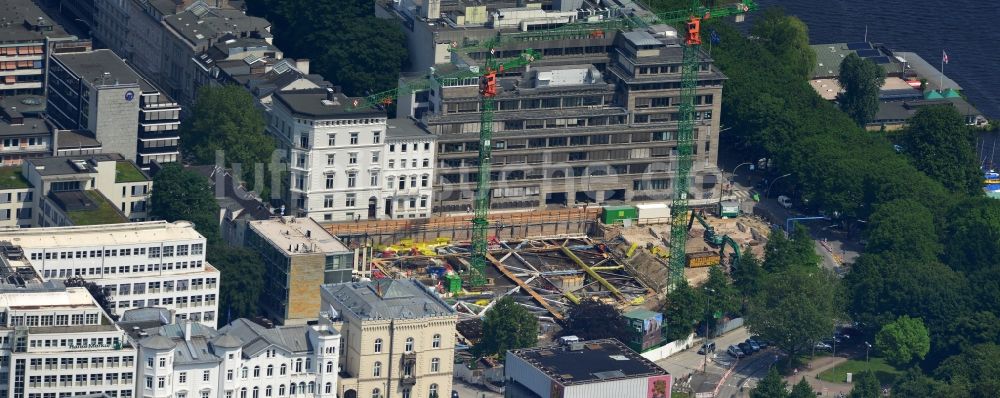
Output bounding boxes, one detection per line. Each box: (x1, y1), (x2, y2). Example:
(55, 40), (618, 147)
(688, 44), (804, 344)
(686, 209), (742, 270)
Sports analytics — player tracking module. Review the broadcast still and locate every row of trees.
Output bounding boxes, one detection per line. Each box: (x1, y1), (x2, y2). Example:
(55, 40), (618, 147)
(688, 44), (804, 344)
(703, 8), (1000, 396)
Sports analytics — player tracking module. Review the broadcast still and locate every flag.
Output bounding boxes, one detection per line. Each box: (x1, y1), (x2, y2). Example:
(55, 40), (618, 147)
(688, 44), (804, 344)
(709, 29), (721, 45)
(942, 50), (950, 64)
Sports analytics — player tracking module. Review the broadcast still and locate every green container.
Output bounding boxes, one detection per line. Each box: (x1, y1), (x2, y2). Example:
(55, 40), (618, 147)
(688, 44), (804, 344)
(601, 205), (638, 224)
(444, 273), (462, 293)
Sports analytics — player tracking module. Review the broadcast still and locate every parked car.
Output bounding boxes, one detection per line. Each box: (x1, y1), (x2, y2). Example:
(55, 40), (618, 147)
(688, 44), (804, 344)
(698, 341), (717, 355)
(777, 195), (793, 209)
(727, 345), (746, 358)
(738, 342), (754, 356)
(452, 391), (459, 398)
(750, 336), (770, 349)
(815, 342), (833, 351)
(746, 339), (761, 352)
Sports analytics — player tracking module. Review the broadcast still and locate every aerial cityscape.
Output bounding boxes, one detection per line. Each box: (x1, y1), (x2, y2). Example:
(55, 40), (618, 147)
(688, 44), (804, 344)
(0, 0), (996, 397)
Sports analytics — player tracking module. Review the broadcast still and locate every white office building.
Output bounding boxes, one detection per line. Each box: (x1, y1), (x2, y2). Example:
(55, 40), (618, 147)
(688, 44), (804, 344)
(135, 317), (340, 398)
(0, 279), (136, 398)
(382, 120), (436, 219)
(270, 88), (436, 222)
(0, 221), (220, 327)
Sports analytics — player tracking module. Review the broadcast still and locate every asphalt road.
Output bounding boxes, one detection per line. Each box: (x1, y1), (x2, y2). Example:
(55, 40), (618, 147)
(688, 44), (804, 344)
(656, 326), (783, 397)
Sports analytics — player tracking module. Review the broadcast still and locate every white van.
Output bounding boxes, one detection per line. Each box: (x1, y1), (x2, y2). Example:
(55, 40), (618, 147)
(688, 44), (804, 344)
(777, 195), (793, 209)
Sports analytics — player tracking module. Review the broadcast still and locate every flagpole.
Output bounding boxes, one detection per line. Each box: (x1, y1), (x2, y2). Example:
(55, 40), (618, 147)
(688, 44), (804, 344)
(940, 51), (945, 91)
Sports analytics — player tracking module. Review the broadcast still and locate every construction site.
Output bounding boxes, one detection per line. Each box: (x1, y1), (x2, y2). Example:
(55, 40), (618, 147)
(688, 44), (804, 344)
(344, 204), (771, 344)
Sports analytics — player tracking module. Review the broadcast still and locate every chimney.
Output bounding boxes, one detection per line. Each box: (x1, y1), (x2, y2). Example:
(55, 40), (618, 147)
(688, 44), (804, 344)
(295, 59), (310, 75)
(325, 87), (335, 101)
(184, 320), (192, 341)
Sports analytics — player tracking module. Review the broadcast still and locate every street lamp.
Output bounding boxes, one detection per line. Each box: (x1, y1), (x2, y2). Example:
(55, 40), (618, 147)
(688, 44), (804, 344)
(765, 173), (792, 199)
(864, 341), (872, 367)
(702, 287), (716, 373)
(719, 162), (752, 203)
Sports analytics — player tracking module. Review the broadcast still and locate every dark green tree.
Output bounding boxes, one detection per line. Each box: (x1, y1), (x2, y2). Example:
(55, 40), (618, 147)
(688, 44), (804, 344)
(750, 8), (816, 80)
(208, 245), (265, 326)
(934, 344), (1000, 397)
(255, 0), (407, 96)
(751, 367), (789, 398)
(892, 368), (948, 398)
(179, 85), (275, 193)
(703, 265), (739, 320)
(763, 224), (820, 272)
(875, 315), (931, 367)
(865, 199), (941, 261)
(474, 296), (538, 358)
(850, 370), (881, 398)
(661, 279), (705, 342)
(746, 267), (841, 362)
(942, 197), (1000, 272)
(902, 105), (982, 195)
(150, 163), (220, 244)
(837, 53), (885, 126)
(789, 378), (816, 398)
(732, 245), (764, 300)
(563, 299), (627, 341)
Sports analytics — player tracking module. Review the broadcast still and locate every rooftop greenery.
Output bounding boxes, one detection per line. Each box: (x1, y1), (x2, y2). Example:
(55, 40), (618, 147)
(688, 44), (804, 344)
(65, 190), (128, 225)
(115, 161), (148, 183)
(0, 167), (31, 190)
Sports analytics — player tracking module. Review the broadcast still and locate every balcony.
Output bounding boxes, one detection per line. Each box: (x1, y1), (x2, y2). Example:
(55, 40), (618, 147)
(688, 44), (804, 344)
(401, 375), (416, 386)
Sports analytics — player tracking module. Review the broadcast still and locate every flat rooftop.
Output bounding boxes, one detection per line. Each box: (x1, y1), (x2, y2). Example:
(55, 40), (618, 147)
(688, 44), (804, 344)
(55, 130), (102, 150)
(53, 49), (154, 92)
(386, 118), (433, 140)
(249, 217), (350, 255)
(50, 190), (129, 225)
(509, 339), (667, 386)
(273, 88), (383, 118)
(0, 286), (95, 309)
(810, 42), (904, 79)
(26, 153), (125, 176)
(0, 0), (71, 42)
(0, 220), (205, 248)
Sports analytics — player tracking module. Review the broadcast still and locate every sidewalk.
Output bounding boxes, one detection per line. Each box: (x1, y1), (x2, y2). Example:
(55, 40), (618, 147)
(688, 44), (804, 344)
(787, 356), (853, 396)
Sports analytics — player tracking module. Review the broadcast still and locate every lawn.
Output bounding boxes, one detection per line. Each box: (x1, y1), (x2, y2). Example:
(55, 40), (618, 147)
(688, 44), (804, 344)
(816, 357), (904, 386)
(0, 167), (31, 189)
(115, 161), (148, 183)
(65, 190), (128, 225)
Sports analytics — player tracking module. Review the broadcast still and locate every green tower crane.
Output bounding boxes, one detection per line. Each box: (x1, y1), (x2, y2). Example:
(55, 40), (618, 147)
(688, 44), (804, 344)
(351, 1), (755, 289)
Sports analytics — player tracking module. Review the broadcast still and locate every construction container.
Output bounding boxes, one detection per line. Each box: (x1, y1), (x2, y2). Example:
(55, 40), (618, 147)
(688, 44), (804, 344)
(719, 200), (740, 218)
(686, 251), (720, 268)
(601, 205), (637, 224)
(444, 273), (463, 293)
(636, 203), (670, 224)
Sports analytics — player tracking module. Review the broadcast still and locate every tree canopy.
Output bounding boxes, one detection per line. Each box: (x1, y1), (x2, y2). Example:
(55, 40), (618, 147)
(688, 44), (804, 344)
(902, 105), (982, 195)
(474, 296), (538, 358)
(751, 8), (816, 81)
(150, 163), (220, 244)
(751, 367), (789, 398)
(248, 0), (408, 96)
(746, 266), (841, 361)
(789, 378), (816, 398)
(837, 53), (886, 126)
(661, 279), (705, 342)
(178, 85), (275, 196)
(876, 315), (931, 367)
(680, 7), (1000, 395)
(850, 370), (882, 398)
(208, 245), (266, 326)
(563, 299), (627, 341)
